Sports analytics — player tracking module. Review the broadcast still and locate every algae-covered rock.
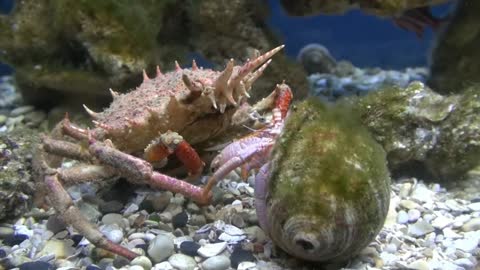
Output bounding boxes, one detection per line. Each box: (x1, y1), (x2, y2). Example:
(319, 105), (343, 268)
(0, 0), (186, 106)
(355, 81), (480, 181)
(0, 0), (309, 108)
(266, 98), (390, 262)
(0, 125), (41, 221)
(428, 0), (480, 94)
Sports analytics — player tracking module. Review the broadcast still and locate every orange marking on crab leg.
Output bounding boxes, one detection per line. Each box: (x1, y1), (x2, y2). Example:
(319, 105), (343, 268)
(174, 140), (205, 179)
(144, 143), (170, 163)
(274, 83), (293, 119)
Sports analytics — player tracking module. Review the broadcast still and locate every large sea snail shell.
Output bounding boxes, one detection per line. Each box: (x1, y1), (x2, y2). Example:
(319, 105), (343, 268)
(264, 98), (391, 262)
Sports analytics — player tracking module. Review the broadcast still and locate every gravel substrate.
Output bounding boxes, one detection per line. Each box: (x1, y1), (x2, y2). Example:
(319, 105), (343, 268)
(0, 74), (479, 270)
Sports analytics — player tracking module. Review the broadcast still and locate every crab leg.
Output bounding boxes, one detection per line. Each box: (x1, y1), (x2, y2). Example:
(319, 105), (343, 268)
(88, 138), (208, 203)
(44, 172), (139, 260)
(42, 137), (91, 161)
(57, 165), (117, 184)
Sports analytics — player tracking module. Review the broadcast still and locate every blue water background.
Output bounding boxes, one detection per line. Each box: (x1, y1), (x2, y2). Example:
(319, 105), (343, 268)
(0, 0), (451, 75)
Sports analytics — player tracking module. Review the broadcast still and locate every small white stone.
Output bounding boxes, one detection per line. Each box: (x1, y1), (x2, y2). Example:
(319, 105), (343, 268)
(467, 202), (480, 211)
(131, 255), (152, 270)
(237, 261), (257, 270)
(152, 261), (174, 270)
(407, 259), (430, 270)
(201, 255), (230, 270)
(129, 265), (144, 270)
(410, 184), (434, 203)
(454, 258), (475, 269)
(431, 215), (453, 229)
(148, 234), (175, 263)
(397, 210), (409, 224)
(453, 238), (479, 252)
(168, 253), (197, 270)
(197, 242), (227, 257)
(408, 209), (421, 222)
(445, 199), (467, 212)
(400, 200), (420, 210)
(461, 217), (480, 232)
(408, 220), (434, 237)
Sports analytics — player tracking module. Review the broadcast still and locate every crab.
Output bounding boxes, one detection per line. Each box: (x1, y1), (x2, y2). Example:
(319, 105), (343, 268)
(33, 46), (289, 260)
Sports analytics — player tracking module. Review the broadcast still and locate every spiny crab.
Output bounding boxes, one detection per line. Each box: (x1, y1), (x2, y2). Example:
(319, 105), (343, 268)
(33, 46), (290, 260)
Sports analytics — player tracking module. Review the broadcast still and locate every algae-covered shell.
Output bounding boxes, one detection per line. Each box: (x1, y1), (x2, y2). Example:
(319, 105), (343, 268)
(266, 98), (391, 262)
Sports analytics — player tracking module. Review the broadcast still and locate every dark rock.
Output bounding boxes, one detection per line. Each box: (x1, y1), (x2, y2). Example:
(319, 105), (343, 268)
(230, 246), (255, 268)
(112, 256), (130, 268)
(0, 249), (6, 258)
(86, 265), (102, 270)
(3, 233), (28, 246)
(99, 200), (124, 214)
(179, 241), (200, 257)
(71, 234), (84, 247)
(19, 261), (53, 270)
(46, 215), (67, 234)
(172, 211), (188, 229)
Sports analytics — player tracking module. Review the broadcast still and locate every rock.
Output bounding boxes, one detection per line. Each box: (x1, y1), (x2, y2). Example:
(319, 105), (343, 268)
(243, 226), (267, 243)
(189, 214), (206, 227)
(148, 234), (175, 263)
(37, 239), (75, 259)
(113, 256), (130, 268)
(408, 220), (435, 237)
(0, 115), (7, 125)
(408, 209), (421, 223)
(10, 106), (34, 117)
(461, 217), (480, 232)
(453, 238), (479, 252)
(102, 213), (126, 228)
(431, 216), (453, 230)
(201, 255), (231, 270)
(99, 200), (124, 214)
(230, 246), (255, 269)
(237, 261), (257, 270)
(197, 242), (227, 258)
(18, 261), (53, 270)
(172, 211), (189, 229)
(130, 256), (152, 270)
(99, 224), (124, 244)
(396, 210), (409, 224)
(168, 254), (197, 270)
(406, 259), (430, 270)
(46, 215), (67, 234)
(129, 265), (145, 270)
(0, 226), (14, 239)
(179, 241), (200, 257)
(297, 43), (337, 75)
(152, 261), (174, 270)
(86, 265), (101, 270)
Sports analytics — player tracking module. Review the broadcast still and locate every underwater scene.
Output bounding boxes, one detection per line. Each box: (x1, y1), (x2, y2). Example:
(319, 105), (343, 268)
(0, 0), (479, 269)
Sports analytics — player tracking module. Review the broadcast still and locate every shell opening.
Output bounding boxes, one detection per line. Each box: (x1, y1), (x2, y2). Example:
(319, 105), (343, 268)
(293, 233), (320, 253)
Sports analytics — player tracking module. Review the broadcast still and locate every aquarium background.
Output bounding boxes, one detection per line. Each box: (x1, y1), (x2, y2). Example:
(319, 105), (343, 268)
(0, 0), (451, 76)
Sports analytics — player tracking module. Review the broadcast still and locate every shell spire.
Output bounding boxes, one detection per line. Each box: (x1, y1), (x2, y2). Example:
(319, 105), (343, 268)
(156, 66), (162, 77)
(109, 88), (119, 99)
(192, 60), (198, 71)
(175, 61), (182, 72)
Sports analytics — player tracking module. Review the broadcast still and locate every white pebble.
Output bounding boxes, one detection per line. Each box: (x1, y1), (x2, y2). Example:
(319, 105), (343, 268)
(168, 253), (197, 270)
(397, 210), (409, 224)
(131, 255), (152, 270)
(408, 209), (421, 222)
(201, 255), (230, 270)
(153, 261), (174, 270)
(198, 242), (227, 257)
(148, 234), (175, 263)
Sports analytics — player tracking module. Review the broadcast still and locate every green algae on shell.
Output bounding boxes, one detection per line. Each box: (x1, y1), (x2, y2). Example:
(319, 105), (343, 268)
(266, 98), (391, 262)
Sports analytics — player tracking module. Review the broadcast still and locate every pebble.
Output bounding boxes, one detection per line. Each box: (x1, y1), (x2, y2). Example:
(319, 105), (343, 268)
(152, 261), (174, 270)
(128, 265), (144, 270)
(237, 261), (257, 270)
(431, 215), (454, 229)
(0, 226), (14, 238)
(172, 211), (189, 228)
(179, 241), (200, 257)
(230, 247), (255, 269)
(10, 105), (34, 117)
(201, 255), (231, 270)
(408, 220), (435, 237)
(0, 114), (6, 125)
(396, 210), (409, 224)
(197, 242), (227, 258)
(100, 224), (124, 244)
(18, 261), (53, 270)
(130, 256), (152, 270)
(408, 209), (421, 222)
(37, 239), (75, 259)
(168, 254), (197, 270)
(100, 200), (124, 214)
(461, 217), (480, 232)
(406, 259), (430, 270)
(148, 234), (175, 263)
